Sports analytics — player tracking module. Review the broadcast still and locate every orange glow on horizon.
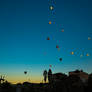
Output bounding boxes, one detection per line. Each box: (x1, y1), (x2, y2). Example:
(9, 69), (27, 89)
(6, 75), (45, 84)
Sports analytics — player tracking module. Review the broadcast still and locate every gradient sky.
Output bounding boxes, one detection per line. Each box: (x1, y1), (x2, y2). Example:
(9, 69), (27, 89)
(0, 0), (92, 83)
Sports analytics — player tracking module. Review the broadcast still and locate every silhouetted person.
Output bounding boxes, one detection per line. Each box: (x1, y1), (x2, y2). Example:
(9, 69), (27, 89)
(48, 69), (52, 83)
(43, 70), (48, 83)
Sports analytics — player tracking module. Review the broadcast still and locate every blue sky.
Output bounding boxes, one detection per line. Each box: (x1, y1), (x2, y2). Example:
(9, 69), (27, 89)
(0, 0), (92, 83)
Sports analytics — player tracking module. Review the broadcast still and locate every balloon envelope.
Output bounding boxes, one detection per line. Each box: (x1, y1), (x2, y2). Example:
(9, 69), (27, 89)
(61, 29), (64, 32)
(24, 71), (27, 74)
(56, 45), (59, 48)
(47, 37), (50, 40)
(49, 21), (52, 24)
(59, 58), (62, 61)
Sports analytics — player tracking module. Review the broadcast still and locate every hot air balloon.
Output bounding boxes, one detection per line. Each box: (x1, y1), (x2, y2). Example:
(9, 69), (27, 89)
(71, 51), (74, 55)
(86, 53), (90, 56)
(49, 21), (52, 24)
(61, 29), (64, 32)
(88, 37), (91, 40)
(47, 37), (50, 40)
(24, 71), (27, 75)
(50, 6), (54, 10)
(56, 45), (59, 48)
(59, 58), (62, 62)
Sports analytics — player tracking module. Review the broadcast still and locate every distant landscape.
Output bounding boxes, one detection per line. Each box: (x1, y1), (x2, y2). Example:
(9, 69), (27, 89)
(0, 69), (92, 92)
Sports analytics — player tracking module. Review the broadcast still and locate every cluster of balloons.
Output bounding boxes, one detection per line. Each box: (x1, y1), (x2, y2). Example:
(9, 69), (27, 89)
(48, 0), (56, 24)
(47, 0), (91, 69)
(46, 36), (63, 63)
(70, 48), (91, 58)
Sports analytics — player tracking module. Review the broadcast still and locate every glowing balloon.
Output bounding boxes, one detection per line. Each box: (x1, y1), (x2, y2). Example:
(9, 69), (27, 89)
(86, 53), (90, 56)
(88, 37), (91, 40)
(71, 52), (74, 55)
(56, 45), (59, 48)
(50, 6), (54, 10)
(49, 21), (52, 24)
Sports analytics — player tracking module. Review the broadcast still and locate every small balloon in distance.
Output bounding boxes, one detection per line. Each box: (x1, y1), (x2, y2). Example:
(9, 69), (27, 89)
(24, 71), (27, 74)
(71, 51), (74, 55)
(49, 21), (52, 24)
(86, 53), (90, 56)
(50, 6), (54, 10)
(88, 37), (91, 40)
(47, 37), (50, 40)
(61, 29), (64, 32)
(56, 45), (59, 48)
(59, 58), (62, 61)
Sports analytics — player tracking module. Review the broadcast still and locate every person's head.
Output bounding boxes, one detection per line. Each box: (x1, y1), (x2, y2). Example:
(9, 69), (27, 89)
(48, 69), (52, 73)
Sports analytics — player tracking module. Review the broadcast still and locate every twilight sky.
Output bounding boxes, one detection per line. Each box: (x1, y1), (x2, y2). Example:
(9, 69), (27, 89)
(0, 0), (92, 83)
